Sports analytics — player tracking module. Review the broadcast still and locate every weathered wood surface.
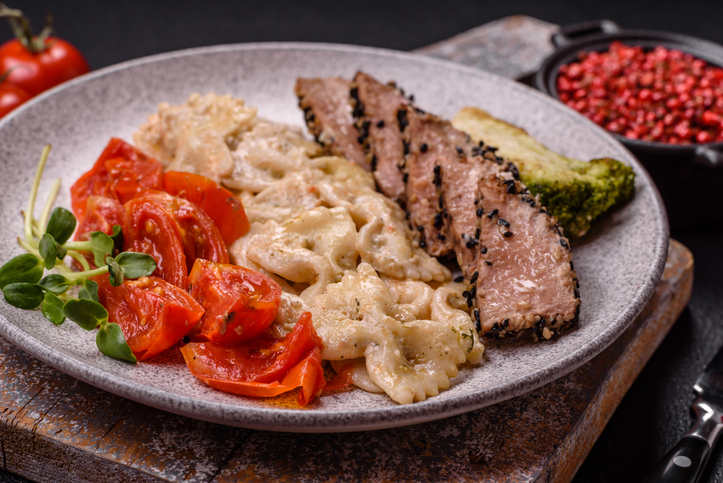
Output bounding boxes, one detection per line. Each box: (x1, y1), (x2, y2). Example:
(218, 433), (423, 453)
(0, 16), (693, 483)
(416, 15), (559, 80)
(0, 240), (692, 482)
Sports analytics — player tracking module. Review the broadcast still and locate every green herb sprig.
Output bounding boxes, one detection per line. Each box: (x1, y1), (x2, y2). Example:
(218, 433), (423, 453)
(0, 145), (158, 363)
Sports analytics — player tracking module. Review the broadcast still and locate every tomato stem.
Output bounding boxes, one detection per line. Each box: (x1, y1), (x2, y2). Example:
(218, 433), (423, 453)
(0, 3), (53, 54)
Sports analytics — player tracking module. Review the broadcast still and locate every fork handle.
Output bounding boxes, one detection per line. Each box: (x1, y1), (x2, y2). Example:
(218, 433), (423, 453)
(642, 435), (710, 483)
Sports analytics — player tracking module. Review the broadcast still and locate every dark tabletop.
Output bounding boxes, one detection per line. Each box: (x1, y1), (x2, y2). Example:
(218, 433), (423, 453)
(2, 1), (723, 482)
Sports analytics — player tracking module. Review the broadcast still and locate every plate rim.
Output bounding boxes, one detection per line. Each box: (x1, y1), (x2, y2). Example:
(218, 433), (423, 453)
(0, 41), (670, 432)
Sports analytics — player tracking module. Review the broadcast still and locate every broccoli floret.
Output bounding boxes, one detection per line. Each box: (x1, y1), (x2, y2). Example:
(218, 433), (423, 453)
(452, 107), (635, 238)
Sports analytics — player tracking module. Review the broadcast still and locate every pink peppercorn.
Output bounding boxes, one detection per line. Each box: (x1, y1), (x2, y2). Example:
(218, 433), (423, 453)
(557, 41), (723, 144)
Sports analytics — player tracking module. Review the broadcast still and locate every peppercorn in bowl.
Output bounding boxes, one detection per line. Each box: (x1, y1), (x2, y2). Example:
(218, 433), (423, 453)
(535, 20), (723, 229)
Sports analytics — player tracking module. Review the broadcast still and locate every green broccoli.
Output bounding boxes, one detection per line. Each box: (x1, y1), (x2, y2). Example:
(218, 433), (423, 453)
(452, 107), (635, 238)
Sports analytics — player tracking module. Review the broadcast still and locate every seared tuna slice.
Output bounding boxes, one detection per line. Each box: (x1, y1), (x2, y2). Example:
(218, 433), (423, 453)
(435, 152), (505, 281)
(475, 173), (580, 340)
(295, 77), (368, 169)
(400, 106), (475, 257)
(350, 72), (409, 202)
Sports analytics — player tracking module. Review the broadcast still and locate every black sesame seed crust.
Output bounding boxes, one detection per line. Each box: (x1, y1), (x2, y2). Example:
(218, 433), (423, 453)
(475, 173), (580, 340)
(351, 72), (410, 203)
(399, 105), (470, 257)
(296, 76), (368, 168)
(397, 108), (408, 132)
(433, 150), (509, 290)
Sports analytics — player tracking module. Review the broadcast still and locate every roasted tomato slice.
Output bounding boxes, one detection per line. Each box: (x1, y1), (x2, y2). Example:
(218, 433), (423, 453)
(180, 312), (326, 405)
(70, 138), (163, 220)
(95, 274), (205, 362)
(133, 191), (228, 270)
(324, 363), (355, 392)
(163, 171), (249, 245)
(188, 259), (281, 345)
(72, 196), (125, 269)
(74, 196), (125, 242)
(124, 195), (189, 288)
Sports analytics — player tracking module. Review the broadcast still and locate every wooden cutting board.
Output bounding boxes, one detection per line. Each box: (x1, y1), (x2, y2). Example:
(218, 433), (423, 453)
(0, 16), (693, 483)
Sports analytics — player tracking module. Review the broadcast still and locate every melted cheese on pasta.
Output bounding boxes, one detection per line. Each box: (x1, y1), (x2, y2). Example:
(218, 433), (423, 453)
(134, 93), (484, 404)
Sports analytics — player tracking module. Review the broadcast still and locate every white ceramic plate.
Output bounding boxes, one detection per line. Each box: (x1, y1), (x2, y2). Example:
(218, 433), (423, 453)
(0, 43), (668, 432)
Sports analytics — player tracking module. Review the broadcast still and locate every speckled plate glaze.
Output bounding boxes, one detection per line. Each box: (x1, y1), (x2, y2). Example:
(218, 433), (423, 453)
(0, 43), (668, 433)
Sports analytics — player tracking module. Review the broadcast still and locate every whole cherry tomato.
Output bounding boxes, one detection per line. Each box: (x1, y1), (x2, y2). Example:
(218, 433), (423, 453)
(0, 4), (89, 97)
(180, 312), (326, 406)
(163, 171), (250, 246)
(187, 259), (281, 345)
(95, 274), (205, 362)
(0, 81), (29, 117)
(0, 37), (89, 97)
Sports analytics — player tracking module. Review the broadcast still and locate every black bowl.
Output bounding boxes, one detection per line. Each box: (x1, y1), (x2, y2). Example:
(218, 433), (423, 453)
(534, 20), (723, 230)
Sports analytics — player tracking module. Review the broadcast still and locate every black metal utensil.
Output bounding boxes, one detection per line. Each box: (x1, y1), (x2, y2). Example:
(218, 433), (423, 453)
(643, 344), (723, 482)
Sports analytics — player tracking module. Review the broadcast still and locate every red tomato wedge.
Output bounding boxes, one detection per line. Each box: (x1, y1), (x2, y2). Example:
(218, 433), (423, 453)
(123, 195), (189, 288)
(95, 275), (205, 362)
(129, 191), (229, 271)
(180, 312), (326, 406)
(70, 138), (163, 220)
(74, 196), (124, 242)
(163, 171), (249, 245)
(72, 196), (125, 269)
(188, 259), (281, 345)
(324, 363), (354, 392)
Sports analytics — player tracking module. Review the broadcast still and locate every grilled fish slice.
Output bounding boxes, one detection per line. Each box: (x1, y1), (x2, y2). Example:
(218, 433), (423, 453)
(350, 72), (409, 203)
(295, 77), (368, 169)
(293, 73), (581, 341)
(475, 173), (580, 339)
(435, 150), (505, 280)
(399, 106), (475, 257)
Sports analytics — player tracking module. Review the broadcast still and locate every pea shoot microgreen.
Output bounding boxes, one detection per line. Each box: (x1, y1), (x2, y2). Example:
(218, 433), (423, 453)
(0, 145), (158, 364)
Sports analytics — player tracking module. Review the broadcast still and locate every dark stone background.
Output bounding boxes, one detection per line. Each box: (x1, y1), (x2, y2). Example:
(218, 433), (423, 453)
(2, 1), (723, 482)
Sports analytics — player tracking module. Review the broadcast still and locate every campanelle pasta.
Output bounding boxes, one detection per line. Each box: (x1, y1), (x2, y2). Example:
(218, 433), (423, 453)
(134, 93), (485, 404)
